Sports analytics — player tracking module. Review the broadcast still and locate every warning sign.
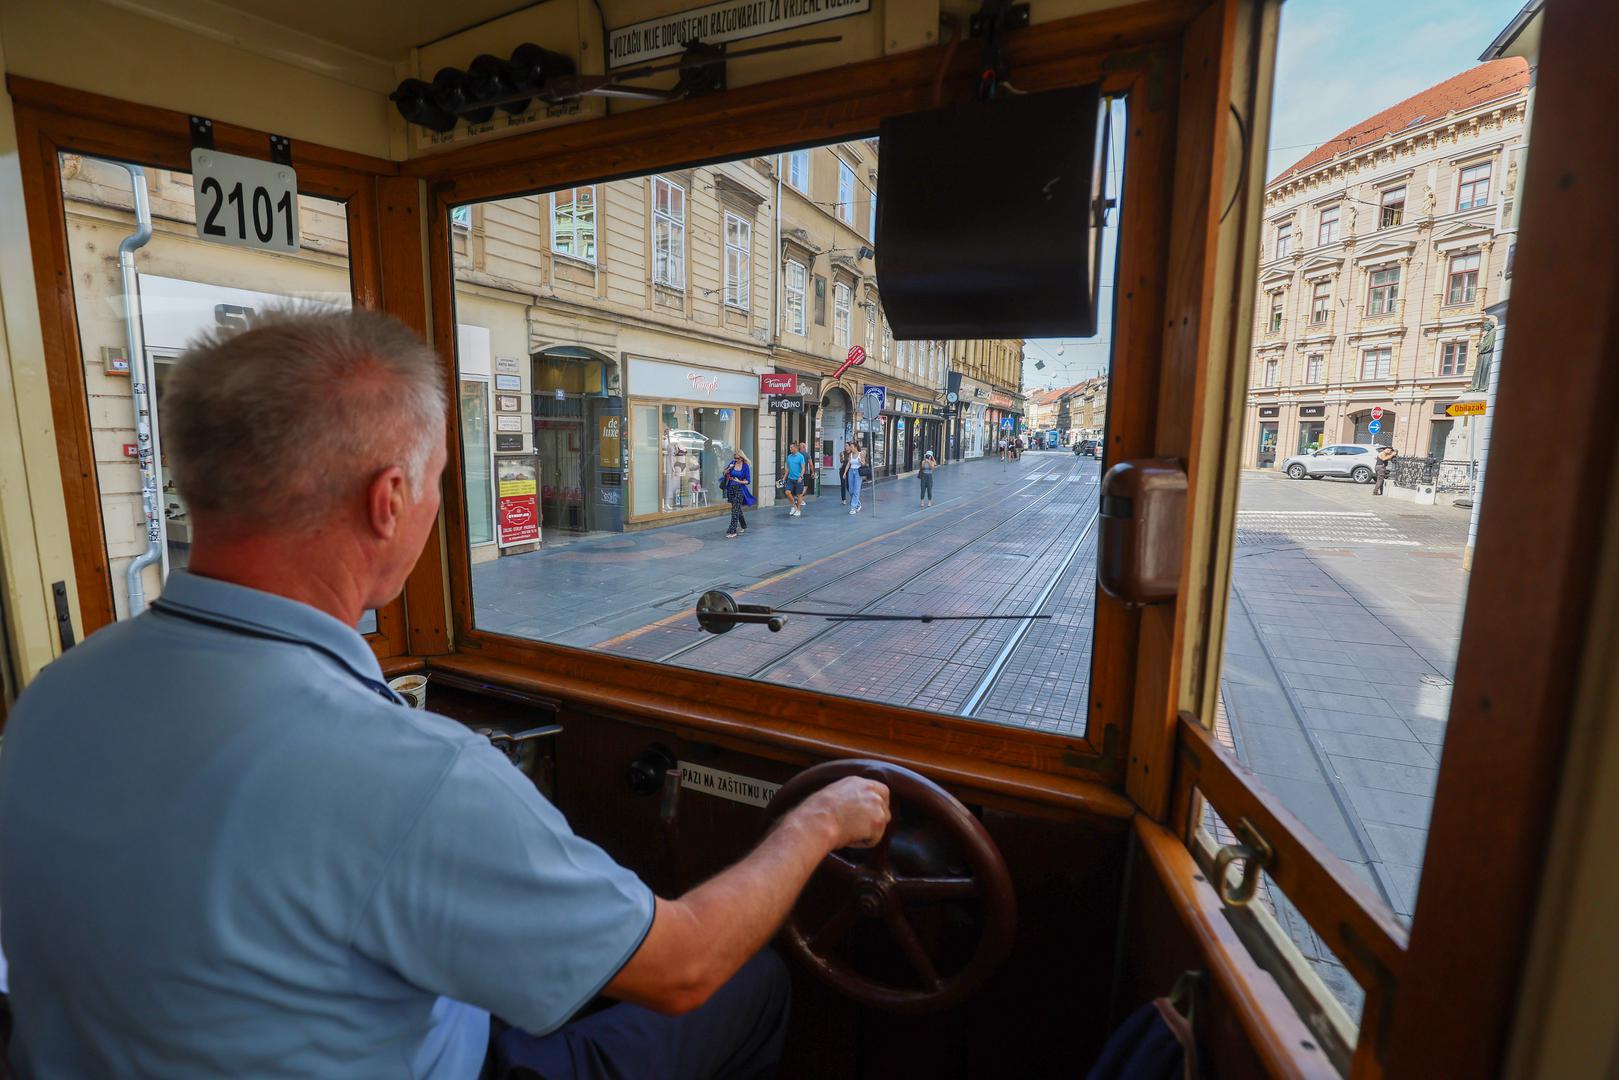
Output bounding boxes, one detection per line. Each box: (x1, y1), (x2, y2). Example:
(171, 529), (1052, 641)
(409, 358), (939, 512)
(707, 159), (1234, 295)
(496, 454), (540, 547)
(608, 0), (870, 69)
(678, 761), (782, 807)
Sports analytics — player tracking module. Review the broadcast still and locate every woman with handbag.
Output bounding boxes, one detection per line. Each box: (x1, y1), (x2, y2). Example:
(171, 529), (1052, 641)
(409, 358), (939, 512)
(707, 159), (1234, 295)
(847, 444), (865, 514)
(838, 444), (852, 505)
(722, 450), (756, 537)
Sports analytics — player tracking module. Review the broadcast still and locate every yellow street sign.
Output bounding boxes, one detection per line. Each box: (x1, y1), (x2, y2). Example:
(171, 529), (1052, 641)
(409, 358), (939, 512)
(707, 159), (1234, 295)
(1446, 400), (1487, 417)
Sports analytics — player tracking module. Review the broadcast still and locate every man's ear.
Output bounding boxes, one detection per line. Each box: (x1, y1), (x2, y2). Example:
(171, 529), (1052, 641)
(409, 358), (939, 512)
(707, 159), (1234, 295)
(366, 465), (409, 539)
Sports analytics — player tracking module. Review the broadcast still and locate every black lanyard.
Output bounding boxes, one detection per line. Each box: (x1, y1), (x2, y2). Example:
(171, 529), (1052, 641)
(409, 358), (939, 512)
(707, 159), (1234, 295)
(149, 598), (404, 706)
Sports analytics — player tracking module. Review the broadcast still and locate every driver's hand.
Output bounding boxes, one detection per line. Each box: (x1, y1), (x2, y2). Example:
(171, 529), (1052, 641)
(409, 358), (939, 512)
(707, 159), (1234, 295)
(800, 777), (891, 850)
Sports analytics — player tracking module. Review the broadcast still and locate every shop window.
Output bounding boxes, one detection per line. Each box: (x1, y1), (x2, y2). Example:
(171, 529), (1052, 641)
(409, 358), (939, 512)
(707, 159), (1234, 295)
(1456, 161), (1492, 211)
(833, 282), (851, 347)
(723, 211), (751, 309)
(1367, 267), (1400, 316)
(552, 186), (596, 262)
(784, 260), (806, 334)
(652, 176), (685, 289)
(1445, 252), (1480, 305)
(1380, 186), (1405, 228)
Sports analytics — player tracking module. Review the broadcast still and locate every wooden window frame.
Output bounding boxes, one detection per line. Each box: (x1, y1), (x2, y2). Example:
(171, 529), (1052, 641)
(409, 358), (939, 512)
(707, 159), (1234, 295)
(1367, 267), (1399, 315)
(651, 175), (686, 289)
(1456, 160), (1492, 212)
(1445, 251), (1479, 305)
(783, 258), (807, 334)
(837, 158), (856, 225)
(404, 4), (1199, 797)
(5, 76), (409, 660)
(723, 210), (751, 310)
(1439, 340), (1467, 378)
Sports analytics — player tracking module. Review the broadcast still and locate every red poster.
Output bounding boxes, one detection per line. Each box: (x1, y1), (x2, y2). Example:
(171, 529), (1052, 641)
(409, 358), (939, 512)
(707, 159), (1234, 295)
(496, 454), (540, 547)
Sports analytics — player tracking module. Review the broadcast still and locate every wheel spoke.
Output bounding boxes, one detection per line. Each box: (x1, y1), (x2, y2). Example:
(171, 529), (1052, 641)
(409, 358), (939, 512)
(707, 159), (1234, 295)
(884, 906), (943, 990)
(894, 876), (976, 902)
(808, 899), (864, 952)
(866, 830), (894, 872)
(824, 852), (861, 880)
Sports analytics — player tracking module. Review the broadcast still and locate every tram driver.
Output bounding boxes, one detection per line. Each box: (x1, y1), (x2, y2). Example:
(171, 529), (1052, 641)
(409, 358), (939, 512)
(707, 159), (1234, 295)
(0, 311), (892, 1079)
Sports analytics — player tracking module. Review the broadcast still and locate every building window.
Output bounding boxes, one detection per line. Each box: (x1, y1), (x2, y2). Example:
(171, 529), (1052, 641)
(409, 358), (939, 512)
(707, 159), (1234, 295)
(1274, 221), (1292, 259)
(784, 150), (809, 192)
(1310, 280), (1331, 325)
(1263, 358), (1279, 386)
(1268, 293), (1284, 333)
(813, 275), (827, 325)
(723, 211), (751, 308)
(868, 185), (877, 240)
(1367, 267), (1400, 316)
(834, 282), (851, 348)
(450, 204), (472, 230)
(1380, 186), (1405, 229)
(1305, 353), (1324, 383)
(1440, 341), (1469, 376)
(882, 322), (892, 367)
(863, 301), (875, 349)
(551, 186), (597, 262)
(651, 177), (686, 288)
(1360, 347), (1393, 381)
(1317, 206), (1340, 245)
(783, 259), (806, 335)
(1446, 252), (1480, 305)
(838, 161), (856, 225)
(1457, 161), (1492, 211)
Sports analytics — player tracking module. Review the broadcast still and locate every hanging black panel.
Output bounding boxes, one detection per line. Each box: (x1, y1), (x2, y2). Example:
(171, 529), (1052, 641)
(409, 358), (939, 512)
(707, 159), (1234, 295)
(876, 84), (1109, 339)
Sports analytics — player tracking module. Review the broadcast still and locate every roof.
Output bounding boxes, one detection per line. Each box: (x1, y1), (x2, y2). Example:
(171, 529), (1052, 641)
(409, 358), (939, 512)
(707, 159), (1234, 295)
(1274, 58), (1529, 183)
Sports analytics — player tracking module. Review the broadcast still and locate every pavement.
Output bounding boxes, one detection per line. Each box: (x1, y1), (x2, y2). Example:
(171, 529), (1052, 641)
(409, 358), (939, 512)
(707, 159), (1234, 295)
(473, 450), (1103, 731)
(1215, 468), (1469, 1016)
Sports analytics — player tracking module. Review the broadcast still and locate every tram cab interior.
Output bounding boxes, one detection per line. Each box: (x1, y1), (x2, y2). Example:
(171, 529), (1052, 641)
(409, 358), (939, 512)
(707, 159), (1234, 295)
(0, 0), (1615, 1076)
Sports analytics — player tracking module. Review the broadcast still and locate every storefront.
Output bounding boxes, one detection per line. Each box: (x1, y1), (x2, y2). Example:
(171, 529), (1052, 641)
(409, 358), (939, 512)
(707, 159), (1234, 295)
(764, 371), (820, 499)
(820, 386), (854, 490)
(626, 356), (759, 524)
(885, 396), (945, 474)
(531, 345), (620, 535)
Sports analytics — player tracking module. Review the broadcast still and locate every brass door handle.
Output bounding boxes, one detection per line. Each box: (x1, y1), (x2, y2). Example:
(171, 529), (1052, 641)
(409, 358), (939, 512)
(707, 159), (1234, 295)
(1211, 817), (1274, 907)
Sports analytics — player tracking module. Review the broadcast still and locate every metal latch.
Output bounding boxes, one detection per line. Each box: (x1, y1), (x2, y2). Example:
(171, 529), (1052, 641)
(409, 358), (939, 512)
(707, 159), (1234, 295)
(477, 724), (562, 766)
(1211, 817), (1274, 907)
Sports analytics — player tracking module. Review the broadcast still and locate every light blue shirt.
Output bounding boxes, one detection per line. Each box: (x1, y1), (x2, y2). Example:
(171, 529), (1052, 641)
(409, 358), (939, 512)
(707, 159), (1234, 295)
(785, 452), (806, 481)
(0, 571), (654, 1079)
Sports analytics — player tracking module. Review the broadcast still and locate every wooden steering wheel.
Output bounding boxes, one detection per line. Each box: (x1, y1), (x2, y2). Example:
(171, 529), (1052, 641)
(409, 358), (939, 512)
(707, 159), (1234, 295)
(763, 759), (1017, 1013)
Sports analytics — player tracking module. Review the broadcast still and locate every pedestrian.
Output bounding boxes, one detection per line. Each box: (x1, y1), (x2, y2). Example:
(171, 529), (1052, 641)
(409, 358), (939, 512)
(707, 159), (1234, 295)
(839, 444), (852, 505)
(722, 449), (755, 537)
(1373, 445), (1396, 496)
(918, 449), (936, 508)
(847, 443), (864, 514)
(783, 441), (807, 517)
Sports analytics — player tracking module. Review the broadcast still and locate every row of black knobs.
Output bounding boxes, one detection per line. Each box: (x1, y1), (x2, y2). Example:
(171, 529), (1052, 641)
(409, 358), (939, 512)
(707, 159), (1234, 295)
(391, 44), (576, 133)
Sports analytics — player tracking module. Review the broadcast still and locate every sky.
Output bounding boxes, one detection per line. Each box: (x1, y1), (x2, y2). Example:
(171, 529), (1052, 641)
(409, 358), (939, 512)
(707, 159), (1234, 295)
(1018, 0), (1526, 401)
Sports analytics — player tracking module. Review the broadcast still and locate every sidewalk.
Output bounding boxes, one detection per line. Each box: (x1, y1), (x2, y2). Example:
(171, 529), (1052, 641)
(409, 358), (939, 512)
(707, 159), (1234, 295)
(472, 451), (1076, 647)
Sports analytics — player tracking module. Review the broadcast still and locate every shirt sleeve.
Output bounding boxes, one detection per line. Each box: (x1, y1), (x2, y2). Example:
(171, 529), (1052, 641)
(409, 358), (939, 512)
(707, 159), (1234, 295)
(352, 742), (655, 1035)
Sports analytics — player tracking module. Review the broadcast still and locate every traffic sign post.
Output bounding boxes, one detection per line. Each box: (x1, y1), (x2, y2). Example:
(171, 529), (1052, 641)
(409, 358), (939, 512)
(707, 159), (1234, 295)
(858, 390), (881, 517)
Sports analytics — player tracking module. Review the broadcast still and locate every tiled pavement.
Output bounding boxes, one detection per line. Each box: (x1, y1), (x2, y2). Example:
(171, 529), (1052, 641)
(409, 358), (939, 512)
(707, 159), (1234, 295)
(472, 451), (1105, 732)
(1216, 469), (1470, 1013)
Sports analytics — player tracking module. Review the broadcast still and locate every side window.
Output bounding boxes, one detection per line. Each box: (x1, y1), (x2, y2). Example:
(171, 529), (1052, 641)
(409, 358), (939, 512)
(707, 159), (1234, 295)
(551, 186), (597, 263)
(783, 260), (806, 334)
(651, 176), (686, 289)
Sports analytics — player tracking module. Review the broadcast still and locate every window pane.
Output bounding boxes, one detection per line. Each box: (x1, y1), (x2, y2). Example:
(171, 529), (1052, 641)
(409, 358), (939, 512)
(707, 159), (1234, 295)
(457, 116), (1125, 735)
(1231, 0), (1535, 1024)
(57, 153), (355, 623)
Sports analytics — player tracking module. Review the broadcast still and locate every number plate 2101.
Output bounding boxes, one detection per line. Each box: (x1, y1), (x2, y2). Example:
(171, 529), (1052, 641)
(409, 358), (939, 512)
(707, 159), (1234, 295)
(190, 149), (300, 253)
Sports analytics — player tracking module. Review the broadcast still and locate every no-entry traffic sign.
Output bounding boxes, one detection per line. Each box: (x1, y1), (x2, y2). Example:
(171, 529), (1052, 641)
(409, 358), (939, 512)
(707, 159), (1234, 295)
(1371, 405), (1384, 421)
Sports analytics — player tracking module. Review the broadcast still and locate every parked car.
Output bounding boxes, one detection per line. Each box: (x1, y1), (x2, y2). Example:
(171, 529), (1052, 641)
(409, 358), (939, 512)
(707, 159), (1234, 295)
(1075, 439), (1101, 458)
(1280, 443), (1378, 483)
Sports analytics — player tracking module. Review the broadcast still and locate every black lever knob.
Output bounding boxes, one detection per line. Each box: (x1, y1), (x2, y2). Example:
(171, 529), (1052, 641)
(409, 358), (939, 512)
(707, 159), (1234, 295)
(627, 745), (677, 796)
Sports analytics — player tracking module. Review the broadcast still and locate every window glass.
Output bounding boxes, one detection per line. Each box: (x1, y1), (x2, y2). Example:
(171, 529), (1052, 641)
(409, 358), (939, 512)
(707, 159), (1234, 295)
(784, 150), (809, 192)
(652, 176), (685, 288)
(56, 153), (363, 628)
(837, 160), (855, 224)
(724, 212), (752, 309)
(1229, 0), (1535, 1022)
(456, 116), (1123, 735)
(1317, 205), (1339, 245)
(552, 186), (597, 262)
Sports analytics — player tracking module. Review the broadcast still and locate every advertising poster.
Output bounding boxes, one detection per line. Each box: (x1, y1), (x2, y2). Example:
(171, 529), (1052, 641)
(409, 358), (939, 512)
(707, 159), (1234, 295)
(496, 453), (540, 547)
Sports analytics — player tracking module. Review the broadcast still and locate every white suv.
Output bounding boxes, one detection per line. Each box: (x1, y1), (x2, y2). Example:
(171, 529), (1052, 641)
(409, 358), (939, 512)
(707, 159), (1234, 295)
(1280, 444), (1378, 484)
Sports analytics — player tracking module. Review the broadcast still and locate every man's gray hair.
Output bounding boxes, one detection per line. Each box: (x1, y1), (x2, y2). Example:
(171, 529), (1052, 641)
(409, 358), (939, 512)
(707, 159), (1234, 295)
(164, 309), (447, 532)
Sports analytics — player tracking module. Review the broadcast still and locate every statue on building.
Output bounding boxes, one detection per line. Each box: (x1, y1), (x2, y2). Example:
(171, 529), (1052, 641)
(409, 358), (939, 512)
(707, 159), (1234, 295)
(1423, 185), (1436, 217)
(1346, 205), (1357, 238)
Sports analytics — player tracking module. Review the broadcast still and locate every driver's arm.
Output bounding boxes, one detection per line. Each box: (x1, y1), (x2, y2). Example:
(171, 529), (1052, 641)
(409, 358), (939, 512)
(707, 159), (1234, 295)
(606, 776), (890, 1014)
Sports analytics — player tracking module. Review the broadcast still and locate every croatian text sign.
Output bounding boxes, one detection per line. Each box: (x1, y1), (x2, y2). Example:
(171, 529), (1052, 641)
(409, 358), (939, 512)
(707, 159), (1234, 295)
(1445, 400), (1486, 417)
(677, 761), (782, 807)
(608, 0), (870, 68)
(496, 454), (540, 547)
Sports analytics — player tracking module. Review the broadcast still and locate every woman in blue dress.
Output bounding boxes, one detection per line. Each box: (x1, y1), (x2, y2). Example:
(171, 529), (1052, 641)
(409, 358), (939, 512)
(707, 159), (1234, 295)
(722, 450), (756, 537)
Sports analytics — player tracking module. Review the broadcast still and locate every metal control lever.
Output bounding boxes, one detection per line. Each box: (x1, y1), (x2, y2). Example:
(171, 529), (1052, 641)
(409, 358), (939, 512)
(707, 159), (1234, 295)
(694, 588), (1049, 636)
(659, 767), (682, 827)
(477, 723), (563, 766)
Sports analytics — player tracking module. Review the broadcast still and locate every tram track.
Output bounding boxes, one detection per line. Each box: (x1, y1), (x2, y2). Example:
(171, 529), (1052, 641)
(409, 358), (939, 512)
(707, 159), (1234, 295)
(655, 457), (1087, 669)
